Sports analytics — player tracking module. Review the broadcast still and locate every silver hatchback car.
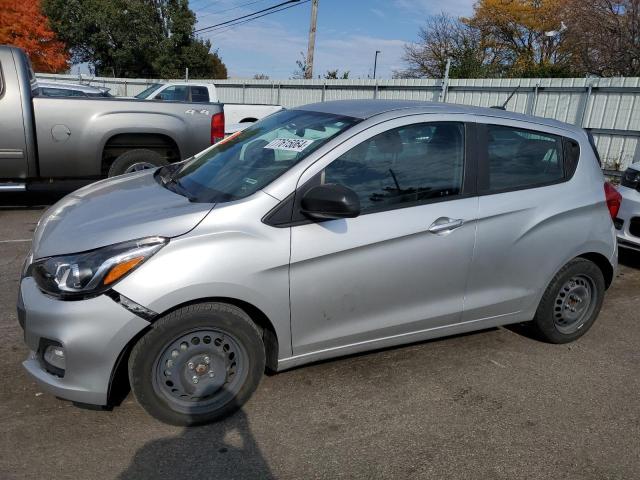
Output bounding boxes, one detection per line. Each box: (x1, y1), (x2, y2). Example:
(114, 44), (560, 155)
(18, 100), (618, 425)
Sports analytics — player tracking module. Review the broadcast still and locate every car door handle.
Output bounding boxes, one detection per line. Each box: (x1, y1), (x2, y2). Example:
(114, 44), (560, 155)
(428, 217), (465, 234)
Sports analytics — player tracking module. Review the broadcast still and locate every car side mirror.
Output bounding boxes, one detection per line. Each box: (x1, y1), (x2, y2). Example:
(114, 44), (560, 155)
(301, 184), (360, 221)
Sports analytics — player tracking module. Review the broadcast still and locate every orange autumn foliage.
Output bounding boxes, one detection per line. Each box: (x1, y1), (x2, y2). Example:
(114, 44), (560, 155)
(0, 0), (69, 72)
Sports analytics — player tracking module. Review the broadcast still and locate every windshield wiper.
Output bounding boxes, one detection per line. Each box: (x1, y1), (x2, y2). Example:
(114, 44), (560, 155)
(158, 167), (197, 202)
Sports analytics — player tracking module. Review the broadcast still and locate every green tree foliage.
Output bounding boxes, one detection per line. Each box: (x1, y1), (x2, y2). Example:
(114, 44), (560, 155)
(324, 69), (350, 79)
(42, 0), (227, 78)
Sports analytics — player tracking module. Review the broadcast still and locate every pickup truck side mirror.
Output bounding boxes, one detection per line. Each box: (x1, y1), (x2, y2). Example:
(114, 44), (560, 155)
(301, 184), (360, 221)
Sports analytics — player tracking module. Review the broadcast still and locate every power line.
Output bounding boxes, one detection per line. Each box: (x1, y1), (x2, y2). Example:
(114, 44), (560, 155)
(203, 0), (310, 38)
(195, 0), (271, 18)
(195, 0), (301, 34)
(204, 0), (310, 38)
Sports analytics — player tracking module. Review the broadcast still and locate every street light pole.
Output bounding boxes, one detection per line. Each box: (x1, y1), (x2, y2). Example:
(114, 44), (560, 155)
(373, 50), (381, 79)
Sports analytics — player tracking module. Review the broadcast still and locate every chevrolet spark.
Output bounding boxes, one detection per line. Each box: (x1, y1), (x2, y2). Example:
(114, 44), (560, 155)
(18, 100), (618, 425)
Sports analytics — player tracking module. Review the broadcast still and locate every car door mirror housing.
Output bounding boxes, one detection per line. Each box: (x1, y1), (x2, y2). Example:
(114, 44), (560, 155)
(300, 184), (360, 221)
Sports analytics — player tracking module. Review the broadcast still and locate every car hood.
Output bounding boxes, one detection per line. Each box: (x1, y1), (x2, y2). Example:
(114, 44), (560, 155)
(32, 170), (214, 259)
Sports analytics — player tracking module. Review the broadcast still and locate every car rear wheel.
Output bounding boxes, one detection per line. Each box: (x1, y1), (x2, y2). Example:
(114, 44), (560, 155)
(128, 302), (265, 426)
(108, 148), (169, 177)
(531, 258), (605, 343)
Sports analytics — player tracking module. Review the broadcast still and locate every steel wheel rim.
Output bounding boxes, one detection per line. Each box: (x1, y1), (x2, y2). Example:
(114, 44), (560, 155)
(124, 162), (156, 173)
(152, 328), (248, 414)
(553, 274), (595, 334)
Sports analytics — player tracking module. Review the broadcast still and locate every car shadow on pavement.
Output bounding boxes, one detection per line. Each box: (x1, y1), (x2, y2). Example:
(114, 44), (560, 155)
(118, 408), (275, 480)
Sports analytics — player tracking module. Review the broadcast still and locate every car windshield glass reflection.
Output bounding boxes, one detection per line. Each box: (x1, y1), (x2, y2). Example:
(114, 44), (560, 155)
(163, 110), (358, 203)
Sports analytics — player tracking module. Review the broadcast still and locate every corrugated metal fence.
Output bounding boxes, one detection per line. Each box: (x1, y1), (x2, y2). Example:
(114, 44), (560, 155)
(36, 74), (640, 171)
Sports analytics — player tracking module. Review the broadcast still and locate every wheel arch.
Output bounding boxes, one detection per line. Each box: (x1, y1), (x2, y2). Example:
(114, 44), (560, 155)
(107, 296), (280, 406)
(577, 252), (614, 289)
(101, 132), (181, 176)
(157, 297), (279, 371)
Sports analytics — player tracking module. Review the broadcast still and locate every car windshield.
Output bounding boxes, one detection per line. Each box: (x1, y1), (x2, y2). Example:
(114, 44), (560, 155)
(135, 83), (162, 99)
(161, 109), (359, 203)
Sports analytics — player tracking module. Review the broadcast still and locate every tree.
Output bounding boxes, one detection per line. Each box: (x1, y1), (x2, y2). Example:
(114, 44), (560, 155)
(562, 0), (640, 76)
(292, 52), (309, 79)
(42, 0), (227, 78)
(253, 73), (270, 80)
(466, 0), (574, 77)
(397, 13), (500, 78)
(0, 0), (69, 72)
(324, 69), (350, 79)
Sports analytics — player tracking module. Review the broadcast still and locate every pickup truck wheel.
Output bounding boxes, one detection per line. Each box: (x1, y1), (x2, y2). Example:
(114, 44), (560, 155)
(108, 149), (168, 177)
(128, 302), (265, 426)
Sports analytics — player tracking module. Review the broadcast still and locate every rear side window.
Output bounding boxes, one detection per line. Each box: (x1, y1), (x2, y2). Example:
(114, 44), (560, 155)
(321, 122), (465, 213)
(482, 125), (564, 192)
(158, 85), (188, 101)
(563, 138), (580, 178)
(190, 86), (209, 102)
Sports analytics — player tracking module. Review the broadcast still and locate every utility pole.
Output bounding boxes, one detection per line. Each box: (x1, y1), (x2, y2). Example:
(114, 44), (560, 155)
(373, 50), (381, 79)
(305, 0), (319, 79)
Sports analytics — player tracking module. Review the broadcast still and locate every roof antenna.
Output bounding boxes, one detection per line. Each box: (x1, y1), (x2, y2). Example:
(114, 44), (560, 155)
(491, 85), (520, 110)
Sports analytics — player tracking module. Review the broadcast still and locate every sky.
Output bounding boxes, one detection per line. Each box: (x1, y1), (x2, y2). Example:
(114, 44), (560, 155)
(192, 0), (476, 79)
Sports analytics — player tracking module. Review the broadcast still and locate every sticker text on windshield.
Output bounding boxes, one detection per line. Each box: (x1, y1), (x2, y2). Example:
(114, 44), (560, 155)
(264, 138), (314, 152)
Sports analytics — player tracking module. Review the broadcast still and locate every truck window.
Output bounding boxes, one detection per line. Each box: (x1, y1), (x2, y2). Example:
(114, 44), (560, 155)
(190, 86), (209, 102)
(41, 87), (86, 97)
(158, 85), (188, 101)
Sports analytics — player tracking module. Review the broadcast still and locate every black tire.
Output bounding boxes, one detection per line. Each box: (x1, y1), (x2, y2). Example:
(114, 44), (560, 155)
(128, 302), (265, 426)
(531, 258), (605, 344)
(107, 148), (168, 177)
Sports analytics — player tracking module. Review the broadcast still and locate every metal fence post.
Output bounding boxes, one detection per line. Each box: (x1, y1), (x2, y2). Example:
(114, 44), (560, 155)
(322, 82), (326, 102)
(124, 79), (127, 97)
(439, 58), (451, 102)
(277, 83), (281, 106)
(578, 84), (593, 127)
(242, 83), (246, 103)
(374, 81), (379, 99)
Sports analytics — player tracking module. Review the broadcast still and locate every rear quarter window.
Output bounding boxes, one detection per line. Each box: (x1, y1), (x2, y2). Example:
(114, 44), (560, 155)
(482, 124), (565, 192)
(563, 138), (580, 179)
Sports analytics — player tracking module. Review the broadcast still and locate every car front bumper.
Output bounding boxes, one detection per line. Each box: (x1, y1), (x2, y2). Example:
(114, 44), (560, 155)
(19, 277), (150, 405)
(616, 185), (640, 251)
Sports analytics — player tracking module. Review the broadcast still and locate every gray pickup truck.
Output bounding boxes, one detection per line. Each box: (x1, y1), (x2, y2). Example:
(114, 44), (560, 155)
(0, 46), (225, 191)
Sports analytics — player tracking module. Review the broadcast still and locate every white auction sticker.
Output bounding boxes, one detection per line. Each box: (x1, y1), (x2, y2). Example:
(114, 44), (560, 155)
(264, 138), (314, 152)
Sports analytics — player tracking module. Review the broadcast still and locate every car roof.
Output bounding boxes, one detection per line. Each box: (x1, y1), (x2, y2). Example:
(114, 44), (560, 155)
(38, 81), (106, 93)
(294, 99), (584, 135)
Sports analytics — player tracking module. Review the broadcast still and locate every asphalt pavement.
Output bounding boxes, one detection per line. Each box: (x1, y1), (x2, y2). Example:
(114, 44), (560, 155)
(1, 191), (639, 479)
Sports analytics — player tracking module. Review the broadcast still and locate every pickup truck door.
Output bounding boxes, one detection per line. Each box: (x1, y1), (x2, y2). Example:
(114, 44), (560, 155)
(0, 48), (31, 179)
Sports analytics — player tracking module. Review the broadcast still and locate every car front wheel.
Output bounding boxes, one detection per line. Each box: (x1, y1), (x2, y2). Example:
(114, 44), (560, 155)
(128, 302), (265, 426)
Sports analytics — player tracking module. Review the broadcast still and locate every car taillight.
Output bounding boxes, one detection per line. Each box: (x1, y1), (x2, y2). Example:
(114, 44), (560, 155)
(211, 111), (225, 144)
(604, 182), (622, 219)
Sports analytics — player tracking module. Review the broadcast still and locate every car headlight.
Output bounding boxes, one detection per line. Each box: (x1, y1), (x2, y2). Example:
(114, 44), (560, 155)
(31, 237), (168, 299)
